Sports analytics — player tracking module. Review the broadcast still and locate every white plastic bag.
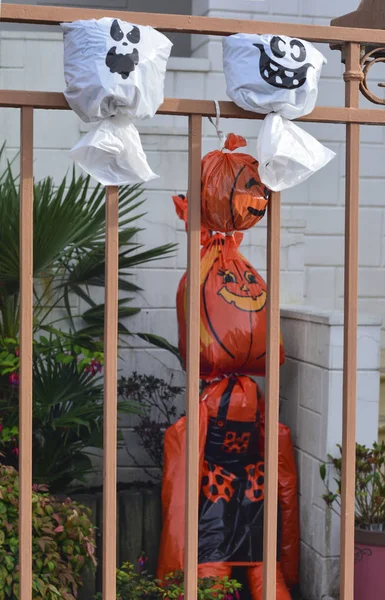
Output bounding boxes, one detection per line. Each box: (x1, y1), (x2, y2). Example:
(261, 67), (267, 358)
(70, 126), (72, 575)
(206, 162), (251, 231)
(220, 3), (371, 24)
(222, 33), (336, 190)
(256, 114), (336, 191)
(223, 33), (326, 120)
(69, 116), (158, 186)
(61, 18), (172, 185)
(62, 18), (172, 122)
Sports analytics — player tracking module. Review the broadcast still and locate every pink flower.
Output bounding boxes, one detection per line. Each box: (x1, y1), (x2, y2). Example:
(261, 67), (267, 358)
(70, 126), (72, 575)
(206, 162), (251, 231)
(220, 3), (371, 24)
(90, 359), (102, 376)
(15, 348), (19, 357)
(8, 373), (19, 386)
(235, 592), (240, 600)
(137, 554), (148, 571)
(0, 424), (3, 434)
(12, 447), (19, 457)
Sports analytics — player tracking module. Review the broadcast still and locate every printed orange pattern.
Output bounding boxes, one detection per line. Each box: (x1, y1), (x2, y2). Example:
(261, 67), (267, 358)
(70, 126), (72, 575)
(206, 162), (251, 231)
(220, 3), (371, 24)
(176, 233), (285, 378)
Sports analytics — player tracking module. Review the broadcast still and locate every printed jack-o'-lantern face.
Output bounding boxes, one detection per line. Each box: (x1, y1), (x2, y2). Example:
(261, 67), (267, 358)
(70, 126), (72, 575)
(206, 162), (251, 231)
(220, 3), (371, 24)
(106, 19), (141, 79)
(201, 249), (268, 371)
(176, 234), (285, 378)
(253, 35), (313, 90)
(217, 268), (267, 313)
(201, 133), (269, 233)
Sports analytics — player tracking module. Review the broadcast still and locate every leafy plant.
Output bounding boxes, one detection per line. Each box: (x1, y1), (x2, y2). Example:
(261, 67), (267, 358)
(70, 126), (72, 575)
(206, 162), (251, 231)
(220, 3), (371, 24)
(94, 562), (242, 600)
(0, 147), (177, 350)
(320, 441), (385, 530)
(0, 465), (96, 600)
(0, 335), (138, 493)
(118, 373), (185, 480)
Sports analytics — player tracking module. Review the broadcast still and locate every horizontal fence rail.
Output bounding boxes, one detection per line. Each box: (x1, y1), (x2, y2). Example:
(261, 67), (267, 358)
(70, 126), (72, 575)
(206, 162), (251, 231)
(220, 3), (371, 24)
(1, 91), (385, 125)
(0, 6), (373, 599)
(3, 2), (385, 45)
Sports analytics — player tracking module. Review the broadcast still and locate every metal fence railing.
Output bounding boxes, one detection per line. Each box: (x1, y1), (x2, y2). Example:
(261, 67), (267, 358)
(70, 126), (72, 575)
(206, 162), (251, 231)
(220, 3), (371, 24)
(2, 4), (385, 599)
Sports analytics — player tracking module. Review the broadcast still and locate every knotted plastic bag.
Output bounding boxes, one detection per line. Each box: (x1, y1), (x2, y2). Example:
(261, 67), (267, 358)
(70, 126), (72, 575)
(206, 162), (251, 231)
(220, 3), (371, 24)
(176, 232), (285, 378)
(223, 33), (336, 191)
(61, 18), (172, 184)
(256, 113), (336, 191)
(201, 132), (269, 232)
(69, 116), (157, 186)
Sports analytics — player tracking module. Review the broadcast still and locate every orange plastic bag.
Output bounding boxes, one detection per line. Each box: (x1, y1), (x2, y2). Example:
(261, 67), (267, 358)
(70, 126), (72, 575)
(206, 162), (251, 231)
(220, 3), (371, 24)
(172, 194), (211, 245)
(157, 376), (299, 593)
(176, 232), (285, 378)
(201, 133), (269, 233)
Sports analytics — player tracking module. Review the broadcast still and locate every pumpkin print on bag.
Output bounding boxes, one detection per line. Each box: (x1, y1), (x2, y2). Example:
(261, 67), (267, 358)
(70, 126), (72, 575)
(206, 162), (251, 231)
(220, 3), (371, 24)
(244, 462), (265, 503)
(201, 133), (270, 233)
(222, 431), (251, 454)
(201, 461), (236, 503)
(176, 233), (285, 378)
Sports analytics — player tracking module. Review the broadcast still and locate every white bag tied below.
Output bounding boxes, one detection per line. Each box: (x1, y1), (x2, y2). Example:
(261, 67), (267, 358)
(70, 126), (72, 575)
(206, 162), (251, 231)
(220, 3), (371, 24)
(61, 18), (172, 185)
(223, 33), (336, 191)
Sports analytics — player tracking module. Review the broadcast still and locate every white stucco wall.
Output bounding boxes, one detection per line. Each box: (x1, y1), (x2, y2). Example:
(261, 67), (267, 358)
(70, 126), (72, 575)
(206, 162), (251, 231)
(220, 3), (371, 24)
(280, 306), (382, 600)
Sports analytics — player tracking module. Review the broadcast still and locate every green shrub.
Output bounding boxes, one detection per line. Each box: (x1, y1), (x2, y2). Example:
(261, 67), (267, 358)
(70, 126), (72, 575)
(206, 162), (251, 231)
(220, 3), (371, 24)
(94, 562), (242, 600)
(0, 465), (96, 600)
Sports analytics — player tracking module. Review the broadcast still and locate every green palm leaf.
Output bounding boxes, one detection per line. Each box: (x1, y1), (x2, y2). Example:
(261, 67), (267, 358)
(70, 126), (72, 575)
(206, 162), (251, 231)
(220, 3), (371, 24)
(0, 146), (178, 354)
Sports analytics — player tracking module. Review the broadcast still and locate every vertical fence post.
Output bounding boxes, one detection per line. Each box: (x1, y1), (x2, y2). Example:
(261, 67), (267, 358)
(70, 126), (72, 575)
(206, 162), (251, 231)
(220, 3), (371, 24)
(340, 42), (361, 600)
(184, 114), (202, 600)
(103, 185), (119, 600)
(19, 106), (34, 600)
(263, 191), (281, 600)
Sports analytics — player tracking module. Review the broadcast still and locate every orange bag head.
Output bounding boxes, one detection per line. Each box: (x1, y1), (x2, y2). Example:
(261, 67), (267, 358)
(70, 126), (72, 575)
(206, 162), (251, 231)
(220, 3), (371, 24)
(201, 133), (270, 233)
(176, 233), (285, 378)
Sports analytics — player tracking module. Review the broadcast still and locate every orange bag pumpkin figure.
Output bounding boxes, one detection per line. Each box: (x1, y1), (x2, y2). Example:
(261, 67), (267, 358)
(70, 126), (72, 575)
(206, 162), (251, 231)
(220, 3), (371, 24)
(157, 376), (299, 599)
(201, 133), (270, 233)
(176, 231), (285, 378)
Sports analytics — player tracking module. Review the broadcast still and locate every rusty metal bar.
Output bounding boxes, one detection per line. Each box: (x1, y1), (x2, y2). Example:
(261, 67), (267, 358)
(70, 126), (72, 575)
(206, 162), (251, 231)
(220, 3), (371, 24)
(2, 91), (385, 126)
(19, 106), (34, 600)
(3, 3), (385, 45)
(184, 114), (202, 600)
(340, 42), (361, 600)
(103, 185), (119, 600)
(263, 192), (281, 600)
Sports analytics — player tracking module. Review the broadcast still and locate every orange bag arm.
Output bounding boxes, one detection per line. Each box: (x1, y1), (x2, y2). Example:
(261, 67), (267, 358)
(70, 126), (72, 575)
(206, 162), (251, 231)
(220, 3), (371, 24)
(278, 424), (299, 588)
(157, 404), (208, 580)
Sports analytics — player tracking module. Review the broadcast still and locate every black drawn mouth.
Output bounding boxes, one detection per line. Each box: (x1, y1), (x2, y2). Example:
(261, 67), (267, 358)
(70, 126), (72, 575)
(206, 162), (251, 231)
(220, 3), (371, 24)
(253, 43), (312, 90)
(247, 206), (266, 217)
(105, 47), (139, 80)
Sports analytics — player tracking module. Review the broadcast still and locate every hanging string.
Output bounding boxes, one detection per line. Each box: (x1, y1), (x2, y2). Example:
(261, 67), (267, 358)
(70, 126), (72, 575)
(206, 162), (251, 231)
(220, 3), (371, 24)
(208, 100), (226, 150)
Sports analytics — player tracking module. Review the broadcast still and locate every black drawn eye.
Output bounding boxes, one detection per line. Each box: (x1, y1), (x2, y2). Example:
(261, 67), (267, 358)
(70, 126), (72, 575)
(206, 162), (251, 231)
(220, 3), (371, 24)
(270, 36), (286, 59)
(245, 271), (257, 284)
(127, 25), (140, 44)
(221, 270), (237, 284)
(110, 19), (124, 42)
(245, 177), (260, 189)
(290, 39), (306, 63)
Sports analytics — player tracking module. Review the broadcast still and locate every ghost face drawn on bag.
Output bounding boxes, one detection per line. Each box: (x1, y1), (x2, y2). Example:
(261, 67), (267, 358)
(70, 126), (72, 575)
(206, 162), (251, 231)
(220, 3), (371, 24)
(253, 35), (314, 90)
(106, 19), (141, 79)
